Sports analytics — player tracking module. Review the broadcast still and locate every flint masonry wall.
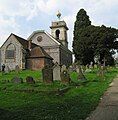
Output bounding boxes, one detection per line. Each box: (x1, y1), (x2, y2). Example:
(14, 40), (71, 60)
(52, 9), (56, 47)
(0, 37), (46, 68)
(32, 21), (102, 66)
(0, 35), (23, 70)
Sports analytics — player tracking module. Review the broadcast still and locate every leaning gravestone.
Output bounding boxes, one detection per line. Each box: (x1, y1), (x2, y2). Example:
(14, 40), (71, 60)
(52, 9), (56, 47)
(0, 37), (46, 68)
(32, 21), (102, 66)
(60, 68), (70, 83)
(76, 66), (86, 81)
(85, 69), (92, 73)
(26, 76), (35, 84)
(42, 65), (53, 83)
(11, 76), (23, 84)
(53, 63), (61, 81)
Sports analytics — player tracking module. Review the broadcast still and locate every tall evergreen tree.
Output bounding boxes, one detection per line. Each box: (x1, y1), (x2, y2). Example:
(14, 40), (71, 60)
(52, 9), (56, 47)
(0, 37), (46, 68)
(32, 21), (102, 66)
(73, 8), (92, 65)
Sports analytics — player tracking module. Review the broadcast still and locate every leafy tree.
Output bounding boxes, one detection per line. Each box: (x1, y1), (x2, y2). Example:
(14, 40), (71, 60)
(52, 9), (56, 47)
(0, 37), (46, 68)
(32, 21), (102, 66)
(94, 25), (118, 65)
(73, 8), (118, 66)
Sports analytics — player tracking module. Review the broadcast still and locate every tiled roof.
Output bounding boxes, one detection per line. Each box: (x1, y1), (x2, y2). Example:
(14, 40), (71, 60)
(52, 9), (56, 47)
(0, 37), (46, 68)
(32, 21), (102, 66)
(13, 34), (38, 49)
(13, 34), (53, 59)
(29, 46), (53, 60)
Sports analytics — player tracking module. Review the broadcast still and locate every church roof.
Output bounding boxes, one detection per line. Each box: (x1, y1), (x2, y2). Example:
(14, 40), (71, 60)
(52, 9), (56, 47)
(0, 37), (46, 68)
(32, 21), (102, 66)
(13, 34), (53, 59)
(13, 34), (38, 49)
(29, 46), (53, 60)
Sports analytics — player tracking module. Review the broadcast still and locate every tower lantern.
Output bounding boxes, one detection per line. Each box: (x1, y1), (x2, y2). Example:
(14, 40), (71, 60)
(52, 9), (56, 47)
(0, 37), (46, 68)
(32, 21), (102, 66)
(56, 11), (61, 20)
(50, 11), (69, 48)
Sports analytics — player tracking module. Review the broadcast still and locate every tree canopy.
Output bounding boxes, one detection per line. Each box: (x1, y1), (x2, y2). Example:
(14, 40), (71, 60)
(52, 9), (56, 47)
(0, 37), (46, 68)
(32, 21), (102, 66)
(73, 8), (118, 66)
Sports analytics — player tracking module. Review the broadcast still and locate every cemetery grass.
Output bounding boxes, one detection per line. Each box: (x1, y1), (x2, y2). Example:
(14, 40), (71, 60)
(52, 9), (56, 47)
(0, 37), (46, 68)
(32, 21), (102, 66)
(0, 68), (118, 120)
(0, 70), (42, 82)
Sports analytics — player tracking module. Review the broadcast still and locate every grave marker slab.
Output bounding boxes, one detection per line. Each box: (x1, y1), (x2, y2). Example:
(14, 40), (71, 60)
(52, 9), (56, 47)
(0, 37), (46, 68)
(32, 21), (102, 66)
(11, 76), (23, 84)
(61, 68), (70, 83)
(26, 76), (35, 84)
(53, 63), (61, 81)
(42, 65), (53, 83)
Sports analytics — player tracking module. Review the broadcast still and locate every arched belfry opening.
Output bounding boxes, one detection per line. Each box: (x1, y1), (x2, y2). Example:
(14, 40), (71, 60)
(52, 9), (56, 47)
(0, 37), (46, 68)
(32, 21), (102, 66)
(55, 29), (60, 39)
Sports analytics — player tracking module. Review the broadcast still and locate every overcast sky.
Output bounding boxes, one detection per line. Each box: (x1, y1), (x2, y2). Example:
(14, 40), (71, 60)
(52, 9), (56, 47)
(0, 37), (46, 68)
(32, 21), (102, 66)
(0, 0), (118, 54)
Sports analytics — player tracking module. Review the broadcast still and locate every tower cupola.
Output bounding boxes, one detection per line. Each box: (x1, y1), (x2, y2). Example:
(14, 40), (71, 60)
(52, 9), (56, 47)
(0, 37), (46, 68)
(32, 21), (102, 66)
(50, 11), (69, 48)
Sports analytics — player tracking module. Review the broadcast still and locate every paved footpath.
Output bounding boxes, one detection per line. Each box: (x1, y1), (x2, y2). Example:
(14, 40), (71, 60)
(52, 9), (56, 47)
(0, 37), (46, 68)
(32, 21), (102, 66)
(86, 75), (118, 120)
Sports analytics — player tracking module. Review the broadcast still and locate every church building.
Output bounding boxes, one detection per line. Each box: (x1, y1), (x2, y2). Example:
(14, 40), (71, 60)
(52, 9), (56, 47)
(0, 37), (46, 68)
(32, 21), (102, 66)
(0, 12), (72, 70)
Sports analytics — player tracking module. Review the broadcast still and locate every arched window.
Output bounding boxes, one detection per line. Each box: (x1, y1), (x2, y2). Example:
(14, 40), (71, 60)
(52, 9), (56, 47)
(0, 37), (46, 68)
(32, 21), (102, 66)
(55, 29), (60, 39)
(6, 44), (16, 59)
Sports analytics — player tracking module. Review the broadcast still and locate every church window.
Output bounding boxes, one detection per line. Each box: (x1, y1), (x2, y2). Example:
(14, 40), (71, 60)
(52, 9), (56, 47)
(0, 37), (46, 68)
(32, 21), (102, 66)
(6, 44), (15, 59)
(37, 36), (42, 42)
(55, 29), (60, 39)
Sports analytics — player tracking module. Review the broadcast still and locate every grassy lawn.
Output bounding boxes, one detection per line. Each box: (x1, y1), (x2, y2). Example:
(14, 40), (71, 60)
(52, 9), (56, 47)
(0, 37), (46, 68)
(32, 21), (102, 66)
(0, 68), (117, 120)
(0, 70), (42, 82)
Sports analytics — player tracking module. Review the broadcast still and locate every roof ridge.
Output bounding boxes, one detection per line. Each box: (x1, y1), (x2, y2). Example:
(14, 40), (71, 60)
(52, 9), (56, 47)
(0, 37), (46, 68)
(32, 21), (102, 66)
(12, 33), (27, 41)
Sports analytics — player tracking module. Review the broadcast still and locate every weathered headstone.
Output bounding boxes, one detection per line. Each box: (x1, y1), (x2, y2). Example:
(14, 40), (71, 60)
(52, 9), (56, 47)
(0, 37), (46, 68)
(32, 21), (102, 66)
(70, 63), (76, 72)
(42, 65), (53, 83)
(81, 66), (86, 73)
(85, 69), (92, 73)
(60, 68), (70, 83)
(68, 65), (74, 73)
(76, 66), (86, 81)
(53, 63), (61, 81)
(97, 65), (105, 80)
(15, 65), (20, 73)
(26, 76), (35, 84)
(11, 76), (23, 84)
(61, 65), (67, 72)
(94, 64), (98, 68)
(5, 66), (10, 74)
(90, 62), (93, 68)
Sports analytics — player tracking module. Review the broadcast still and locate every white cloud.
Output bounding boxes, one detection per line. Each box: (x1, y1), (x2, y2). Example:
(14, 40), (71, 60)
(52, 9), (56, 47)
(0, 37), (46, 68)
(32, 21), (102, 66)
(0, 16), (20, 45)
(0, 0), (118, 48)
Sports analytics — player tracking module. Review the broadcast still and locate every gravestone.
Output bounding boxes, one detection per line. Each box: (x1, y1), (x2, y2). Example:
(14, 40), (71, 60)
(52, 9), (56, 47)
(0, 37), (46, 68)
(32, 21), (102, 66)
(26, 76), (35, 84)
(68, 65), (74, 73)
(11, 76), (23, 84)
(53, 63), (61, 81)
(5, 66), (10, 74)
(97, 65), (105, 80)
(81, 66), (86, 73)
(60, 68), (70, 83)
(72, 63), (77, 71)
(15, 65), (20, 73)
(76, 66), (86, 81)
(42, 65), (53, 83)
(85, 69), (92, 73)
(61, 65), (67, 72)
(90, 62), (93, 68)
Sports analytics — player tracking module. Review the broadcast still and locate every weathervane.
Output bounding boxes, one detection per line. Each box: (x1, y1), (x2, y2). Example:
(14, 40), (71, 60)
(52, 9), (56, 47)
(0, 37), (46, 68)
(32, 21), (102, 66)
(56, 10), (61, 20)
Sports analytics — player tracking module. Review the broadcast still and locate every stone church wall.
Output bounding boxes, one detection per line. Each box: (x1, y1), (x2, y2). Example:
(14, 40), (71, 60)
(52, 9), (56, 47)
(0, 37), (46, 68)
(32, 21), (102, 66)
(28, 30), (72, 67)
(0, 35), (23, 70)
(43, 46), (60, 64)
(30, 32), (57, 47)
(60, 47), (72, 66)
(30, 32), (60, 64)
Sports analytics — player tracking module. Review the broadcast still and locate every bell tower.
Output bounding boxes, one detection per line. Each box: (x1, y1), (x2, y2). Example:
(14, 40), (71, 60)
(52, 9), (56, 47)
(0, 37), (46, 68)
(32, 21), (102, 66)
(50, 11), (69, 48)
